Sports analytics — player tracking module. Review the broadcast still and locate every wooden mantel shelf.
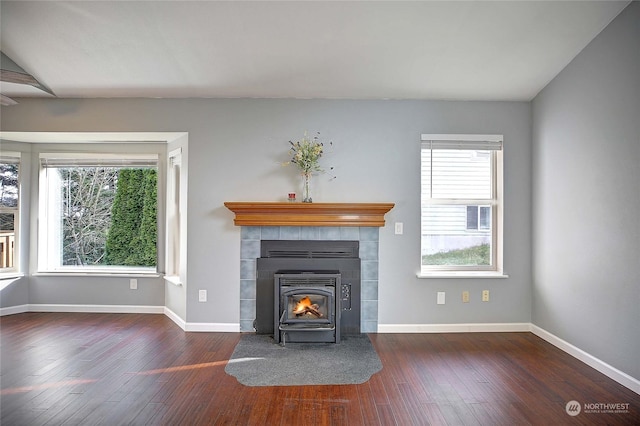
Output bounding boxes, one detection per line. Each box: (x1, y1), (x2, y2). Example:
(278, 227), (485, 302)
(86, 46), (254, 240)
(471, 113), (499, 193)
(224, 202), (395, 227)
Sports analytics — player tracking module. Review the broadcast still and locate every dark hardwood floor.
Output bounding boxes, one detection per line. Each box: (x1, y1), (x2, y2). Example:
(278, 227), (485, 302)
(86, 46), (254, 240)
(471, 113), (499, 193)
(1, 313), (638, 425)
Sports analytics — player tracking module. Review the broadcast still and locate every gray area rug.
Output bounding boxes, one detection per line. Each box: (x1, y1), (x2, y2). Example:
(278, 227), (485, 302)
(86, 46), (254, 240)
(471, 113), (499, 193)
(224, 334), (382, 386)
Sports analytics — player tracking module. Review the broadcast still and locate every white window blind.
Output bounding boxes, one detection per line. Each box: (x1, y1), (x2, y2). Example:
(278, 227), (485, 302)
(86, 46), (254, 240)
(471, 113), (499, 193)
(0, 153), (21, 164)
(40, 153), (158, 168)
(421, 137), (502, 201)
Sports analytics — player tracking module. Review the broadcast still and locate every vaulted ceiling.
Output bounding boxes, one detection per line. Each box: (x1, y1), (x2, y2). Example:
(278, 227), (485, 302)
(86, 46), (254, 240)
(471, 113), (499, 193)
(0, 1), (630, 103)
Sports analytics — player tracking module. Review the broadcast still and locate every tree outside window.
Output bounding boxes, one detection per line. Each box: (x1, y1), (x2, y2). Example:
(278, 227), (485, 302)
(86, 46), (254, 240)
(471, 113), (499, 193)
(0, 158), (19, 269)
(54, 167), (157, 267)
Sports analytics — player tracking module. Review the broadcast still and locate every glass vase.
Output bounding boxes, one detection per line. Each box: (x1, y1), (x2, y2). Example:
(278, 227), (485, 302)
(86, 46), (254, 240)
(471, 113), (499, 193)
(302, 172), (312, 203)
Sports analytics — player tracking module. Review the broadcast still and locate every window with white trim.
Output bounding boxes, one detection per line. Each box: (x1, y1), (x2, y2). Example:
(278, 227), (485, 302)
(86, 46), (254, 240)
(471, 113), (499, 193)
(166, 148), (182, 279)
(38, 153), (158, 273)
(420, 135), (503, 274)
(0, 152), (20, 271)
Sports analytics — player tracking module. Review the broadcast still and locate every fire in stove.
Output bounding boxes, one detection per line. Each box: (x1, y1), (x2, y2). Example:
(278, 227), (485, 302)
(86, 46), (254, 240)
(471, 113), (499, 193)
(292, 296), (323, 318)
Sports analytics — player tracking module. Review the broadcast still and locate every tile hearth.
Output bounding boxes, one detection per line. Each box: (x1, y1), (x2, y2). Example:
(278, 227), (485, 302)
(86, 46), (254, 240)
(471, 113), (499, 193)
(239, 226), (380, 333)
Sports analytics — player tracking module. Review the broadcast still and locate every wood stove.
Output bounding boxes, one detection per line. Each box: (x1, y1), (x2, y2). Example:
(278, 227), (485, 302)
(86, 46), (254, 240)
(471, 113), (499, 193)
(255, 240), (361, 342)
(274, 272), (340, 344)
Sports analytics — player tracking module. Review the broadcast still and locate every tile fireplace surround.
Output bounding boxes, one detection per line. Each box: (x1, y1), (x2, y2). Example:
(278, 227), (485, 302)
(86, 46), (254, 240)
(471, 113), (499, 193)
(225, 202), (394, 333)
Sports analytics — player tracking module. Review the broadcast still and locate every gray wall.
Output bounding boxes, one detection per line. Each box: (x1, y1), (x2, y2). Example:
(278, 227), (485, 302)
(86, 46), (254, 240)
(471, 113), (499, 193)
(1, 98), (532, 326)
(532, 2), (639, 380)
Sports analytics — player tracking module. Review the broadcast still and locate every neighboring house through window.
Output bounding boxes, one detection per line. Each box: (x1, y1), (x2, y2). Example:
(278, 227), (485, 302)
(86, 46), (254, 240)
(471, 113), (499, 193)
(420, 134), (503, 275)
(466, 205), (491, 231)
(0, 152), (20, 272)
(38, 152), (159, 273)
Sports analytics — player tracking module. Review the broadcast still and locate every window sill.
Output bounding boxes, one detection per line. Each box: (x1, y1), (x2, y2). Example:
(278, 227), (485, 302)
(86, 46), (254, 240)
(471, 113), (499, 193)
(0, 272), (25, 281)
(417, 271), (509, 279)
(163, 275), (182, 286)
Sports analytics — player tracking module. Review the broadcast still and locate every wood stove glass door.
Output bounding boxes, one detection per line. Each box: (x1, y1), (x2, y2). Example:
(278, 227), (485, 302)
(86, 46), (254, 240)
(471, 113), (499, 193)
(280, 287), (335, 326)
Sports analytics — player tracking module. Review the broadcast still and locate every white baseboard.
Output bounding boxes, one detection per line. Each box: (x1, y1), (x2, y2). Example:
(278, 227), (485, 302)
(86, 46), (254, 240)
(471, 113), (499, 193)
(163, 307), (239, 332)
(530, 324), (640, 395)
(0, 304), (29, 316)
(163, 306), (186, 330)
(2, 303), (239, 333)
(184, 322), (240, 332)
(377, 322), (531, 333)
(27, 304), (165, 314)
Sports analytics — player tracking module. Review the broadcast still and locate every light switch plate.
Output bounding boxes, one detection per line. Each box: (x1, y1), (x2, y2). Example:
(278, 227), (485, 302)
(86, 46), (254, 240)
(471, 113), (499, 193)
(437, 291), (445, 305)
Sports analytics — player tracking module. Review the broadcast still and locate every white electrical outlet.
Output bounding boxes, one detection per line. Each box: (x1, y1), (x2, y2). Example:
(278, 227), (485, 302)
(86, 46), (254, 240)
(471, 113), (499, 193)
(437, 291), (445, 305)
(462, 291), (469, 303)
(130, 279), (137, 290)
(394, 222), (403, 235)
(199, 290), (207, 302)
(482, 290), (490, 302)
